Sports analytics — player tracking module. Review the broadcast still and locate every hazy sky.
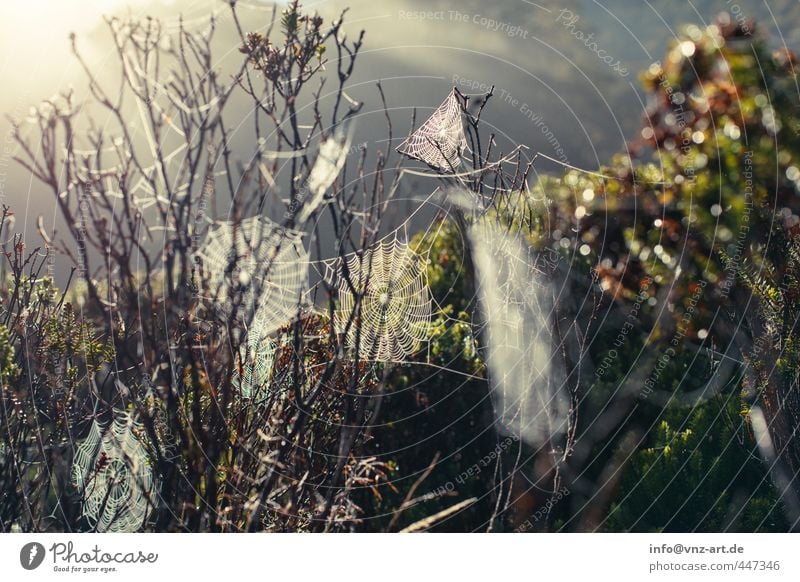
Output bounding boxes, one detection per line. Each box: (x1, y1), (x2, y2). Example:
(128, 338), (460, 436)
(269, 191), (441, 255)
(2, 0), (799, 257)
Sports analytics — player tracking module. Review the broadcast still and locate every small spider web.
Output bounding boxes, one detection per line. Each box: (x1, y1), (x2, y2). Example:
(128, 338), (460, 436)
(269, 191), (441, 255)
(397, 88), (468, 172)
(233, 336), (277, 399)
(331, 236), (433, 362)
(196, 215), (309, 338)
(71, 413), (156, 533)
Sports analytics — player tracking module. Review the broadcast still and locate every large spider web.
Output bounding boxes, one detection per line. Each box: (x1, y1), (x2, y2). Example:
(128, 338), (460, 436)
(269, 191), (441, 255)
(470, 220), (569, 447)
(71, 413), (156, 533)
(397, 88), (468, 172)
(196, 216), (309, 339)
(332, 236), (433, 362)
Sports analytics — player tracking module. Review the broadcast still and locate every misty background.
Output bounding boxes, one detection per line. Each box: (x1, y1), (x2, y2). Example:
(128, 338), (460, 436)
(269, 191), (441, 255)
(1, 0), (798, 281)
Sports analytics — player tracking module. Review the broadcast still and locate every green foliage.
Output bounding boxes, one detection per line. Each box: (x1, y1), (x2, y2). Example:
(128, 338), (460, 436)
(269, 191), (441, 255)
(529, 18), (800, 333)
(40, 303), (115, 382)
(606, 396), (788, 532)
(544, 17), (796, 530)
(0, 324), (19, 384)
(731, 231), (800, 388)
(358, 221), (499, 531)
(5, 6), (799, 533)
(365, 15), (799, 531)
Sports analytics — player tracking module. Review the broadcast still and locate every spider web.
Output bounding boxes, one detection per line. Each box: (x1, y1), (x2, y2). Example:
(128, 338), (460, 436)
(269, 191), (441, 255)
(196, 216), (309, 339)
(470, 220), (569, 447)
(71, 413), (156, 532)
(233, 336), (277, 399)
(295, 126), (352, 224)
(397, 88), (468, 172)
(332, 236), (433, 362)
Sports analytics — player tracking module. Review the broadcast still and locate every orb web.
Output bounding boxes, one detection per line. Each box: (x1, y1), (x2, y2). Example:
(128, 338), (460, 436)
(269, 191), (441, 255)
(71, 413), (155, 532)
(333, 237), (432, 362)
(233, 336), (277, 399)
(397, 88), (468, 172)
(196, 216), (309, 338)
(470, 221), (568, 447)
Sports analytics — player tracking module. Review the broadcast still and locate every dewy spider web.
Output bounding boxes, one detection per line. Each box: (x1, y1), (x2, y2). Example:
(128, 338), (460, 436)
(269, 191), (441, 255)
(397, 88), (468, 172)
(233, 336), (277, 399)
(71, 412), (155, 532)
(332, 236), (433, 362)
(196, 215), (309, 339)
(470, 219), (569, 447)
